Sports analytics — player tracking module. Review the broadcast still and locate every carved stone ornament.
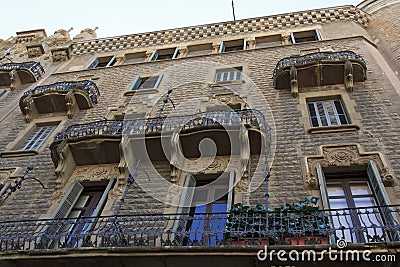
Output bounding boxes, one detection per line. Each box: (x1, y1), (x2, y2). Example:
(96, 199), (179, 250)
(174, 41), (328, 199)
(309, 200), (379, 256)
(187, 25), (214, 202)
(51, 47), (71, 62)
(46, 27), (73, 46)
(214, 93), (247, 109)
(73, 164), (120, 182)
(26, 44), (44, 58)
(0, 168), (16, 183)
(303, 143), (396, 189)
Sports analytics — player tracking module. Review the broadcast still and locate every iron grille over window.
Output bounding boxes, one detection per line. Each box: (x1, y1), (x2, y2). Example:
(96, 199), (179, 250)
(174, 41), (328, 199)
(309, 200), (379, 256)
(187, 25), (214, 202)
(307, 99), (349, 127)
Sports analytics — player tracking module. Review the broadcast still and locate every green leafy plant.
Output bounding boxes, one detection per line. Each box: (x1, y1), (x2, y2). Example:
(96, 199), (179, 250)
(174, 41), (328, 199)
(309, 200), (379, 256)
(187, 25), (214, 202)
(225, 197), (330, 243)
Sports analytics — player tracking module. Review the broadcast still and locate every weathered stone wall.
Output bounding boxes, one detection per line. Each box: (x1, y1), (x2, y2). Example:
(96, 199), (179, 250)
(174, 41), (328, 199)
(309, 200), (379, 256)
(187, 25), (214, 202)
(360, 0), (400, 76)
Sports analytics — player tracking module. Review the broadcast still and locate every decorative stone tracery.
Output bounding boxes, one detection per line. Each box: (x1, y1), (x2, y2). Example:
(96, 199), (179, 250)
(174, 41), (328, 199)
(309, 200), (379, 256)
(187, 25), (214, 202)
(303, 143), (396, 189)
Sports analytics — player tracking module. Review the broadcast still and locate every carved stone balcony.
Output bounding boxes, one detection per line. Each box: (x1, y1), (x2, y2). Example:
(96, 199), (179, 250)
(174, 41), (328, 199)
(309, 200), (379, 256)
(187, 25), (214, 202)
(19, 80), (100, 122)
(0, 62), (44, 89)
(273, 51), (367, 96)
(49, 110), (270, 184)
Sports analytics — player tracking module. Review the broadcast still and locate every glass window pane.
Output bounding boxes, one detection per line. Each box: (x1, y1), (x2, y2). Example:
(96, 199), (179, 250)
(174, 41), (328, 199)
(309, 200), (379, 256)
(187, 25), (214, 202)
(338, 114), (348, 125)
(349, 182), (372, 195)
(311, 118), (319, 127)
(74, 196), (90, 208)
(192, 188), (208, 203)
(353, 197), (376, 208)
(327, 184), (345, 196)
(325, 101), (338, 125)
(328, 198), (349, 209)
(211, 203), (227, 213)
(308, 103), (316, 117)
(316, 102), (328, 126)
(334, 100), (345, 114)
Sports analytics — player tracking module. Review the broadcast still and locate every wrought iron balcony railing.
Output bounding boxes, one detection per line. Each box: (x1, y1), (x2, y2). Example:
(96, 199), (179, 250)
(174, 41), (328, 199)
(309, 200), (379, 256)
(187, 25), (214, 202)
(21, 80), (100, 105)
(272, 51), (366, 80)
(273, 51), (367, 92)
(0, 61), (45, 81)
(0, 205), (399, 251)
(53, 109), (269, 142)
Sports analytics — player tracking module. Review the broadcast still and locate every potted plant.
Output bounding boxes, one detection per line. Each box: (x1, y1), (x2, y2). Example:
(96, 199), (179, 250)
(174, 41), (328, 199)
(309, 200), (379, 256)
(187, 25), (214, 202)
(274, 197), (330, 245)
(224, 203), (272, 245)
(225, 197), (330, 246)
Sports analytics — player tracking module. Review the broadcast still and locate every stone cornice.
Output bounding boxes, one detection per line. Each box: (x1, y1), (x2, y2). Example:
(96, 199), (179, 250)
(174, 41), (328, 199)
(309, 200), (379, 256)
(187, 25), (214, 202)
(71, 5), (369, 56)
(358, 0), (400, 14)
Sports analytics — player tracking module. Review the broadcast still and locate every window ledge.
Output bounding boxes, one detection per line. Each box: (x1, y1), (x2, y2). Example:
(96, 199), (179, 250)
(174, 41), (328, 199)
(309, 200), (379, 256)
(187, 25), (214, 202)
(124, 88), (159, 96)
(208, 80), (245, 87)
(308, 124), (360, 134)
(0, 150), (39, 158)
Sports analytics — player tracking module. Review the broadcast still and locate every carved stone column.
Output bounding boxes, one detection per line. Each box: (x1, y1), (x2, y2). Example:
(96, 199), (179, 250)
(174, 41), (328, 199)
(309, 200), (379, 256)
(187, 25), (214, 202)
(170, 132), (181, 183)
(22, 96), (36, 122)
(246, 38), (256, 49)
(9, 68), (22, 90)
(212, 43), (220, 54)
(344, 60), (354, 92)
(282, 34), (292, 45)
(290, 65), (299, 97)
(145, 51), (153, 61)
(177, 47), (188, 58)
(65, 90), (78, 119)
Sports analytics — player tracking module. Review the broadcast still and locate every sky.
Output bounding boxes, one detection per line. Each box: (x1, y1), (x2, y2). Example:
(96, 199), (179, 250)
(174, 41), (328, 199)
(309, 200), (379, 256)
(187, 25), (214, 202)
(0, 0), (361, 40)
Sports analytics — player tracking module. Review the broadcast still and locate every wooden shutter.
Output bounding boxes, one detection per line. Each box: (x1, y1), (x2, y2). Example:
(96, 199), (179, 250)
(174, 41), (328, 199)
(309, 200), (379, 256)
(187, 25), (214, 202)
(149, 50), (158, 61)
(36, 181), (84, 249)
(226, 171), (235, 211)
(87, 58), (99, 69)
(367, 160), (399, 240)
(219, 41), (225, 53)
(290, 32), (296, 44)
(316, 163), (330, 209)
(172, 173), (196, 242)
(154, 73), (164, 88)
(130, 75), (142, 90)
(315, 163), (336, 243)
(51, 181), (84, 219)
(172, 47), (179, 58)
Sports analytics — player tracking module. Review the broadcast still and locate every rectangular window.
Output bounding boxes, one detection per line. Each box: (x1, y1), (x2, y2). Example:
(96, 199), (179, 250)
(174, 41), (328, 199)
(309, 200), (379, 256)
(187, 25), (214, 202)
(173, 172), (234, 245)
(187, 43), (213, 57)
(39, 179), (115, 249)
(124, 51), (146, 64)
(18, 124), (57, 151)
(219, 39), (246, 52)
(87, 55), (116, 69)
(307, 99), (349, 127)
(290, 29), (321, 43)
(255, 35), (282, 48)
(316, 161), (399, 243)
(214, 67), (243, 83)
(129, 73), (164, 90)
(149, 48), (179, 61)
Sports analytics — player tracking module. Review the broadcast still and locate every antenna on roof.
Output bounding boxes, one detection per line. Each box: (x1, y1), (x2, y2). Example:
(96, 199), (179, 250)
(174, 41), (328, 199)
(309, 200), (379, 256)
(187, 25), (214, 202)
(232, 0), (236, 21)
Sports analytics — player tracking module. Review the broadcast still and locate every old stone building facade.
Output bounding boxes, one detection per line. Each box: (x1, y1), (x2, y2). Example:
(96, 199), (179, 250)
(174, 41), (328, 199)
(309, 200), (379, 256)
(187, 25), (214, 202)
(0, 1), (399, 266)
